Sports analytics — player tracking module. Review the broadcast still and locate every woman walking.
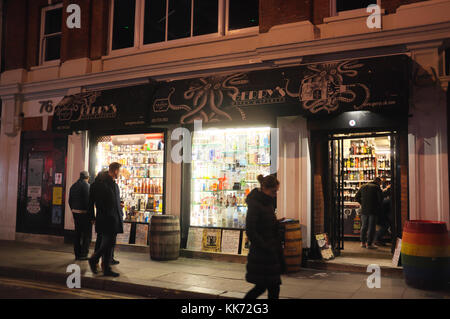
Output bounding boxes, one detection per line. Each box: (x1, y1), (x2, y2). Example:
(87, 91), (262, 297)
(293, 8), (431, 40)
(244, 174), (284, 299)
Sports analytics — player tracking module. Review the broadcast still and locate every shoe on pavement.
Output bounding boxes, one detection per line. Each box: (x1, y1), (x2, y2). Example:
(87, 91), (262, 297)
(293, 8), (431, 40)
(111, 259), (120, 265)
(367, 244), (378, 249)
(360, 242), (367, 248)
(88, 258), (99, 274)
(103, 269), (120, 277)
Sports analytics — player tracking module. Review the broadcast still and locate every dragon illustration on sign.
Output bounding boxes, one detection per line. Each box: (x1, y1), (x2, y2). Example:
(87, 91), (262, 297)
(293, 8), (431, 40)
(285, 60), (370, 114)
(54, 91), (101, 122)
(155, 73), (249, 124)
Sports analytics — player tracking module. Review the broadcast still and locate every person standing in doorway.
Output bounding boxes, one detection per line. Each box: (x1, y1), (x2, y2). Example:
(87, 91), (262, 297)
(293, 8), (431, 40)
(355, 177), (383, 249)
(88, 163), (124, 277)
(68, 171), (91, 260)
(375, 176), (392, 246)
(244, 174), (284, 299)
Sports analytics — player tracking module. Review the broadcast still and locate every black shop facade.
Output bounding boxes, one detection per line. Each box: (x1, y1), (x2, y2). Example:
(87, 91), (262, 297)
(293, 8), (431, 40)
(52, 54), (410, 260)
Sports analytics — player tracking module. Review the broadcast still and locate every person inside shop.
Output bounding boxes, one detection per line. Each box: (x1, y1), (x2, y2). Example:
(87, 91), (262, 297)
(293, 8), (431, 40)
(88, 162), (124, 277)
(355, 177), (383, 249)
(244, 174), (285, 299)
(375, 176), (392, 247)
(68, 171), (91, 261)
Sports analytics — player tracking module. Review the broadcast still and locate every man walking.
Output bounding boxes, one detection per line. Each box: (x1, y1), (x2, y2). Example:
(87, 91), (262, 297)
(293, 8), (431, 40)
(375, 176), (392, 246)
(68, 171), (91, 260)
(355, 177), (383, 249)
(88, 163), (124, 277)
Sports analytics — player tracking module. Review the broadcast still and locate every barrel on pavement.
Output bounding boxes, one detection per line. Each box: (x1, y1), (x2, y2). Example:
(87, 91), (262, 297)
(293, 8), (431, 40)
(280, 220), (302, 273)
(401, 220), (449, 290)
(150, 215), (180, 261)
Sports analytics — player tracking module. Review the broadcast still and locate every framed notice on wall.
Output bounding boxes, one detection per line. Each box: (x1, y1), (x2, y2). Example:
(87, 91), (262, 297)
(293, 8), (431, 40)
(117, 223), (132, 245)
(241, 232), (250, 256)
(221, 230), (240, 254)
(135, 224), (149, 246)
(202, 229), (222, 253)
(186, 227), (204, 251)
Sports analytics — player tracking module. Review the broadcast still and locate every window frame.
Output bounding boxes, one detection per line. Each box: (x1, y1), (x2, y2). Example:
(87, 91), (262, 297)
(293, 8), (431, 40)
(331, 0), (382, 17)
(108, 0), (259, 55)
(39, 3), (63, 65)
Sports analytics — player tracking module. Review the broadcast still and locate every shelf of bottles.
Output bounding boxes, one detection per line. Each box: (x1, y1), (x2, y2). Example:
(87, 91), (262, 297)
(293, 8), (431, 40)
(342, 139), (391, 204)
(190, 127), (271, 229)
(95, 133), (165, 224)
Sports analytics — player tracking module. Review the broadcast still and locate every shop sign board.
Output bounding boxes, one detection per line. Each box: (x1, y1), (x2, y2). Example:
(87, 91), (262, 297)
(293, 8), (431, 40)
(135, 223), (149, 246)
(315, 233), (335, 260)
(150, 55), (410, 125)
(241, 232), (250, 256)
(186, 227), (204, 251)
(117, 223), (132, 245)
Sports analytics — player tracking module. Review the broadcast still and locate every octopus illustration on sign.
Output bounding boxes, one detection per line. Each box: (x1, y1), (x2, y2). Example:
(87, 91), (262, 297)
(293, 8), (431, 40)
(155, 73), (249, 124)
(285, 60), (370, 114)
(55, 91), (112, 122)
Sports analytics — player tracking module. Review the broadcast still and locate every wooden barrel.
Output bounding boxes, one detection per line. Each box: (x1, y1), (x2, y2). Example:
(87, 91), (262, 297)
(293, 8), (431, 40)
(149, 215), (180, 261)
(281, 221), (302, 273)
(401, 220), (449, 290)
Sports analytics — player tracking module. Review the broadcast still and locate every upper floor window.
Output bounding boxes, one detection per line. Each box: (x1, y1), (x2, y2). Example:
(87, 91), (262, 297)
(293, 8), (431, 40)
(110, 0), (259, 52)
(336, 0), (377, 12)
(40, 4), (63, 63)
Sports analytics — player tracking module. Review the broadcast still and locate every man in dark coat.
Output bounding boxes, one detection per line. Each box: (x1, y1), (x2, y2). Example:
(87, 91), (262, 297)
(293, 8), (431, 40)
(375, 177), (392, 246)
(88, 162), (124, 277)
(68, 171), (91, 260)
(244, 174), (283, 299)
(355, 177), (383, 249)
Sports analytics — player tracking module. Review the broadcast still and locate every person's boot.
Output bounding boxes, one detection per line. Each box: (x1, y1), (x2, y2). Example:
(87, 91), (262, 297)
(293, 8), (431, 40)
(88, 258), (99, 274)
(103, 268), (120, 277)
(360, 242), (367, 248)
(111, 259), (120, 265)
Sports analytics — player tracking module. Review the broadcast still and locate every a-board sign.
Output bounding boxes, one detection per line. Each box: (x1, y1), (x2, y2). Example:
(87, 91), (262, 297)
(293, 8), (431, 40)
(315, 233), (335, 260)
(135, 224), (149, 246)
(241, 232), (250, 256)
(116, 223), (131, 245)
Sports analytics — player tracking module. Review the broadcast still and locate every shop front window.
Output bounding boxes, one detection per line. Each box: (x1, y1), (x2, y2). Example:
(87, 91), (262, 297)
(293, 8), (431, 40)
(190, 127), (271, 229)
(95, 133), (165, 224)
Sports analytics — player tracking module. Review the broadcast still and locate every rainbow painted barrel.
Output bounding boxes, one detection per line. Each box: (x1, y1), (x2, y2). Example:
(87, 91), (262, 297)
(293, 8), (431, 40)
(401, 220), (449, 290)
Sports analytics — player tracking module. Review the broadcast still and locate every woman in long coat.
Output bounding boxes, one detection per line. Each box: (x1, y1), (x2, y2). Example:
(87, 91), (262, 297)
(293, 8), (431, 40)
(244, 174), (284, 299)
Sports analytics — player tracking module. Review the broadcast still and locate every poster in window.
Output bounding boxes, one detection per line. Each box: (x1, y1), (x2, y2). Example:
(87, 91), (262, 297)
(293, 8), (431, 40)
(186, 227), (204, 251)
(202, 229), (222, 253)
(135, 223), (149, 246)
(27, 199), (41, 214)
(315, 233), (335, 260)
(116, 223), (132, 245)
(51, 206), (62, 225)
(221, 230), (240, 254)
(52, 186), (63, 205)
(54, 173), (63, 185)
(240, 231), (250, 256)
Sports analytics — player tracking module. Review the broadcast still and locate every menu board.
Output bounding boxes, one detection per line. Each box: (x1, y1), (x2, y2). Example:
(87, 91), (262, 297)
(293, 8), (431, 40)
(116, 223), (132, 244)
(135, 224), (149, 246)
(202, 229), (222, 252)
(241, 232), (250, 256)
(186, 227), (204, 251)
(221, 230), (241, 254)
(315, 233), (335, 260)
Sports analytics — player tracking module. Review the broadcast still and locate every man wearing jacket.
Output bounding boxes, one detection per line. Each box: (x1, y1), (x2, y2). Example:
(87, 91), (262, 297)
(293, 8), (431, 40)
(355, 177), (383, 249)
(88, 162), (124, 277)
(68, 171), (91, 260)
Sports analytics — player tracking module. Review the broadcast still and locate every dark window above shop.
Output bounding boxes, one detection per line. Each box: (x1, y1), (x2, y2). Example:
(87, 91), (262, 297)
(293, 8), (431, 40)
(110, 0), (258, 52)
(336, 0), (377, 12)
(40, 4), (63, 63)
(112, 0), (136, 50)
(228, 0), (259, 30)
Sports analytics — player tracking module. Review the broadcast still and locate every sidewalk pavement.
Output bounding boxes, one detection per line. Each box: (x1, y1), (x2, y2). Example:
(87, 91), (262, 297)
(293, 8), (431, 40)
(0, 240), (448, 299)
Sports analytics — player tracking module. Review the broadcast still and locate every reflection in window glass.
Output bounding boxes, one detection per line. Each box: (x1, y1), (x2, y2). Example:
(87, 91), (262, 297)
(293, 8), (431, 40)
(45, 8), (62, 35)
(168, 0), (191, 41)
(193, 0), (218, 36)
(336, 0), (376, 12)
(144, 0), (167, 44)
(112, 0), (136, 50)
(228, 0), (258, 31)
